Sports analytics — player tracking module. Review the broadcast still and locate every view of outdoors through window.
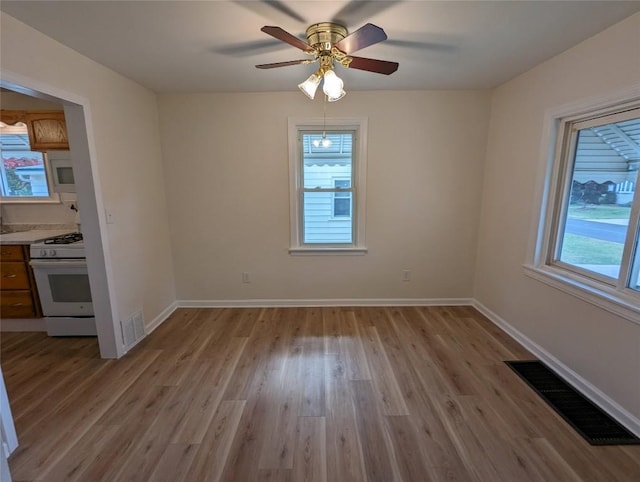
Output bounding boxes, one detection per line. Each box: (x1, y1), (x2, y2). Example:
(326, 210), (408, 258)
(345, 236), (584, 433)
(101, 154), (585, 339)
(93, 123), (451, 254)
(302, 132), (354, 244)
(0, 125), (50, 199)
(557, 113), (640, 288)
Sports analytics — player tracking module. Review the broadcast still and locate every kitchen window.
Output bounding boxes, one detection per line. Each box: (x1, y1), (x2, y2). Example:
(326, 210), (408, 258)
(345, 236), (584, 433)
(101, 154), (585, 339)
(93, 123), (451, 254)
(527, 98), (640, 322)
(288, 117), (367, 254)
(0, 123), (56, 202)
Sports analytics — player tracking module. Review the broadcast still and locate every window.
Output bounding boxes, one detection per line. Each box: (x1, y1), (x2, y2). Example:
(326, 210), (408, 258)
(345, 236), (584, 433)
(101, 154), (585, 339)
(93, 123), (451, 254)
(0, 123), (56, 202)
(529, 98), (640, 321)
(333, 179), (351, 218)
(288, 117), (367, 253)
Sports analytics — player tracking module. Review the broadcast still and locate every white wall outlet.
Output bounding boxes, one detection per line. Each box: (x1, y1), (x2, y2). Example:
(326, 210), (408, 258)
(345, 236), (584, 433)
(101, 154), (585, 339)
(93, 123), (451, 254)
(242, 272), (250, 283)
(402, 270), (411, 282)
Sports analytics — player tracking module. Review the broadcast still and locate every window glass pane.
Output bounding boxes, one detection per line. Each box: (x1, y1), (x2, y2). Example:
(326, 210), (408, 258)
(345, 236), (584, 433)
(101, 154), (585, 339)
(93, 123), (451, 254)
(303, 191), (353, 244)
(333, 179), (351, 217)
(1, 127), (51, 198)
(557, 117), (640, 279)
(302, 133), (352, 189)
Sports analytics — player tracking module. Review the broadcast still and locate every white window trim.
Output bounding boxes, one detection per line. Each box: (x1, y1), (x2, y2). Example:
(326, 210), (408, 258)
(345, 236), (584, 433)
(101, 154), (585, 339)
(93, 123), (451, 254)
(525, 84), (640, 326)
(288, 116), (368, 255)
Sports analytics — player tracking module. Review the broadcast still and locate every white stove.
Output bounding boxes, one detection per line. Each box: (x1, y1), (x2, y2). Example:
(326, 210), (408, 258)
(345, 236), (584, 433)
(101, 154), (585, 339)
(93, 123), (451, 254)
(29, 232), (96, 336)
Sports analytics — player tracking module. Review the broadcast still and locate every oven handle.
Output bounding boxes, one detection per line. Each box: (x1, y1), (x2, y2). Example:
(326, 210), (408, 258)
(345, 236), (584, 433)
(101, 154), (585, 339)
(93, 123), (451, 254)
(30, 259), (87, 268)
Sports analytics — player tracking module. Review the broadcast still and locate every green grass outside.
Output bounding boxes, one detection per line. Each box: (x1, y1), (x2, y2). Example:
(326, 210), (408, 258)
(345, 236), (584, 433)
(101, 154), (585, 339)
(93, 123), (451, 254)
(567, 204), (631, 220)
(560, 233), (623, 265)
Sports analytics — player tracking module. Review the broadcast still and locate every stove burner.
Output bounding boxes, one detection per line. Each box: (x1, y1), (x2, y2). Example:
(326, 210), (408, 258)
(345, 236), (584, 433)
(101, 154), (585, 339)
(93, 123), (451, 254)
(43, 232), (83, 245)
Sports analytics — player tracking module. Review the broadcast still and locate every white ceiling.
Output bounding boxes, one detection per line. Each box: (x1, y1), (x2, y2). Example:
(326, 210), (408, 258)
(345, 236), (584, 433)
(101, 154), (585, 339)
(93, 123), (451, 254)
(2, 1), (639, 94)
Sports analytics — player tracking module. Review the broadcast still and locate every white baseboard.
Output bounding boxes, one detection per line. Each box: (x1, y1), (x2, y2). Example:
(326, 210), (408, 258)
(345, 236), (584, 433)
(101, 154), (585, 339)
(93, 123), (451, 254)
(0, 318), (46, 332)
(471, 299), (640, 438)
(177, 298), (473, 308)
(144, 301), (178, 335)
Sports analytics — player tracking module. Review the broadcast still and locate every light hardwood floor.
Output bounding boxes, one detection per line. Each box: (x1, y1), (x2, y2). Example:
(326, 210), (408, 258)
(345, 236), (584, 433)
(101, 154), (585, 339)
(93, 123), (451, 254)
(2, 306), (639, 481)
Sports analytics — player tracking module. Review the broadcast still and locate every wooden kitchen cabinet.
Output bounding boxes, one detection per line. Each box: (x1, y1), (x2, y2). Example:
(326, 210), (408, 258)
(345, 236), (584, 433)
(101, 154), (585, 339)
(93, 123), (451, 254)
(0, 110), (69, 151)
(0, 245), (41, 318)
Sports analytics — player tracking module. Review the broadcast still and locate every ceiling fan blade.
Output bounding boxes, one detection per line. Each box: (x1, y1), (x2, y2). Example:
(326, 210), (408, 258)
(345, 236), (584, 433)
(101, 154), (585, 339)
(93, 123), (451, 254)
(262, 0), (306, 23)
(331, 1), (397, 27)
(255, 59), (310, 69)
(260, 26), (311, 51)
(385, 39), (457, 52)
(214, 39), (287, 57)
(347, 56), (399, 75)
(334, 23), (387, 54)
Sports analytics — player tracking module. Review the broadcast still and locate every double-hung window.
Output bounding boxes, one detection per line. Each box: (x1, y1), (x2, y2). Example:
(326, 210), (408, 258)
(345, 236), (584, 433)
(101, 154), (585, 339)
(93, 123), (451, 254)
(288, 117), (367, 254)
(530, 98), (640, 321)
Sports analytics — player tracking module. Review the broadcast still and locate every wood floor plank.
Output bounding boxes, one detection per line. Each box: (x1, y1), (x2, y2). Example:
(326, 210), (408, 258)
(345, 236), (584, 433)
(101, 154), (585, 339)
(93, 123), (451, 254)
(338, 310), (371, 381)
(2, 306), (639, 482)
(292, 416), (327, 482)
(258, 344), (303, 469)
(185, 400), (247, 482)
(350, 379), (398, 482)
(324, 355), (367, 482)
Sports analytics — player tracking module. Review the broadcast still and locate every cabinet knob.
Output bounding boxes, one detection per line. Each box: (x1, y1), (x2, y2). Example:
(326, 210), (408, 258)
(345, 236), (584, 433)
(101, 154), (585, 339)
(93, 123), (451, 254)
(3, 274), (17, 278)
(9, 303), (24, 307)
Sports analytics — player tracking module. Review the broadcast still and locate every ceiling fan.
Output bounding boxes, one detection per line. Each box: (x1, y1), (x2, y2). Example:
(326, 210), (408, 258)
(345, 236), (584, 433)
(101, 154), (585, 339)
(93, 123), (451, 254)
(255, 22), (399, 101)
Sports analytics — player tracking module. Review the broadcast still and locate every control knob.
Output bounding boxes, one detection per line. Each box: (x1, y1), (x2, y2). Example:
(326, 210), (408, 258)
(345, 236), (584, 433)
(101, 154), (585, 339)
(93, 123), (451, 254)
(40, 249), (47, 257)
(48, 249), (57, 257)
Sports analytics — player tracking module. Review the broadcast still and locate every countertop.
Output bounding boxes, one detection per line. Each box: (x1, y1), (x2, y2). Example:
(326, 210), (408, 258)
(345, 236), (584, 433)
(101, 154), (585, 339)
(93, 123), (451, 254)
(0, 229), (77, 245)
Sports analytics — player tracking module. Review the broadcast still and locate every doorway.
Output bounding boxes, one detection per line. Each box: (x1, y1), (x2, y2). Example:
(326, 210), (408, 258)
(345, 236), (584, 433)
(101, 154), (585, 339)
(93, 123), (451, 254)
(0, 78), (119, 359)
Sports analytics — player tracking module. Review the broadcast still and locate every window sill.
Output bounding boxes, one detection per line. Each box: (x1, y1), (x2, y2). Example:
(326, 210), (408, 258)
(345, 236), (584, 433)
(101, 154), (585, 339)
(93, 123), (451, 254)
(523, 264), (640, 326)
(289, 247), (368, 256)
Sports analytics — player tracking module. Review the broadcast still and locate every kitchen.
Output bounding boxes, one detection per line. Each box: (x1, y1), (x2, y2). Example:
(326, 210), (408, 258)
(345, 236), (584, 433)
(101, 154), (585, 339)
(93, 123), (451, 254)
(1, 90), (97, 338)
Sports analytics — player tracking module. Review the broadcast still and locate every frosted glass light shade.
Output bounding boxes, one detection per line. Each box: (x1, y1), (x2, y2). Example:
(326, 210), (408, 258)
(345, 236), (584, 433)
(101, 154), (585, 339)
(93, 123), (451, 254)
(322, 70), (346, 101)
(298, 72), (322, 99)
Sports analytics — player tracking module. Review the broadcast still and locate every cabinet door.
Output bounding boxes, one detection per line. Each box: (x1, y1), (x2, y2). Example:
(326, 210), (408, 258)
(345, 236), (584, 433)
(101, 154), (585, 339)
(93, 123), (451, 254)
(0, 291), (35, 318)
(26, 112), (69, 150)
(0, 245), (24, 262)
(0, 262), (30, 290)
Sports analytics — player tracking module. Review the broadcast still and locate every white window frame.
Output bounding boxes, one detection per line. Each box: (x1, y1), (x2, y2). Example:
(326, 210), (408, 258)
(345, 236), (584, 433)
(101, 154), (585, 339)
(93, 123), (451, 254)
(0, 124), (59, 204)
(288, 117), (367, 255)
(525, 86), (640, 325)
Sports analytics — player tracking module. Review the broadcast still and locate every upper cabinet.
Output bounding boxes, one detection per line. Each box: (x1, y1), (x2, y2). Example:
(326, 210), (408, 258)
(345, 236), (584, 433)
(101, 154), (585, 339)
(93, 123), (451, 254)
(0, 110), (69, 151)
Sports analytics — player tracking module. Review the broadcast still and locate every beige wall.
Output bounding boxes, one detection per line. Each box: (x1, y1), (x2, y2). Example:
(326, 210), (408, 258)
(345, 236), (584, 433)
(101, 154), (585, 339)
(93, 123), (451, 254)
(158, 90), (490, 301)
(474, 14), (640, 420)
(1, 13), (176, 347)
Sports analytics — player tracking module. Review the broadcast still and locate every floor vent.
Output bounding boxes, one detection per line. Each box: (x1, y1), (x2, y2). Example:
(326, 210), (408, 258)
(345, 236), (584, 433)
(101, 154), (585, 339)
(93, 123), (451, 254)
(121, 311), (145, 348)
(505, 360), (640, 445)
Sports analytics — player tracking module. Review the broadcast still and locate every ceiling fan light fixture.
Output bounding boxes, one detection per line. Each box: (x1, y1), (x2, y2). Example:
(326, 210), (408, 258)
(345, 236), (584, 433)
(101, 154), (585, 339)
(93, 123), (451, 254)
(298, 71), (322, 99)
(322, 69), (345, 101)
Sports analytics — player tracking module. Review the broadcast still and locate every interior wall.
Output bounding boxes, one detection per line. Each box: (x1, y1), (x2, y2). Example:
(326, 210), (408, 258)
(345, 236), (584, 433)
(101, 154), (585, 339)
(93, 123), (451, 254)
(1, 12), (176, 340)
(474, 13), (640, 420)
(158, 90), (491, 302)
(0, 90), (76, 226)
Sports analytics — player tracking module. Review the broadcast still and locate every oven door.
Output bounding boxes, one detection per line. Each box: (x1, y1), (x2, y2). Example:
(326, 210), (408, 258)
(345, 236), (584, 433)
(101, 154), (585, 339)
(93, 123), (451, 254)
(30, 259), (93, 317)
